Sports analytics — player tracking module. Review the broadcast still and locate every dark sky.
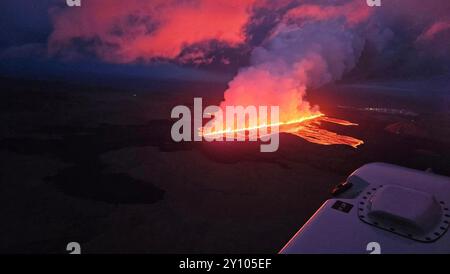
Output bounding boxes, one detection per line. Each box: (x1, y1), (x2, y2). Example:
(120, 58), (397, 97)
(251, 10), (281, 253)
(0, 0), (54, 48)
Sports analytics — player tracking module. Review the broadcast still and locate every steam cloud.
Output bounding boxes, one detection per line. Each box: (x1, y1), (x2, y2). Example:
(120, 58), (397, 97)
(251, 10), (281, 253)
(219, 1), (371, 120)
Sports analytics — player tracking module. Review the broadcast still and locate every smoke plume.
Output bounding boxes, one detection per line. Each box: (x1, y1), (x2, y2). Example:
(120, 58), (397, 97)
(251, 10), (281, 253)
(219, 0), (371, 121)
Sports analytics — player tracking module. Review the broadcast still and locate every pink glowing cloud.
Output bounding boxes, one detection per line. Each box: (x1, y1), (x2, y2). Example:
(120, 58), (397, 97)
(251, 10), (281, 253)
(49, 0), (256, 63)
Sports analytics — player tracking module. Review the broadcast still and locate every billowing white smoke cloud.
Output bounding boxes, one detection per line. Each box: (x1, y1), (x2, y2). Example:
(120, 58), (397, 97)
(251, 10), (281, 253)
(220, 2), (369, 122)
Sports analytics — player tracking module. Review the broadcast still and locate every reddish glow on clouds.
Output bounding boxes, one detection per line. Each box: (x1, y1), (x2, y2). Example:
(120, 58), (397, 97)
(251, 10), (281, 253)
(49, 0), (255, 62)
(282, 0), (372, 26)
(417, 20), (450, 41)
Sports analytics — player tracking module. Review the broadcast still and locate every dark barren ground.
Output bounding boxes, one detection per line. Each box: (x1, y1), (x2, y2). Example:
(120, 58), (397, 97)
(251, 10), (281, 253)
(1, 76), (450, 253)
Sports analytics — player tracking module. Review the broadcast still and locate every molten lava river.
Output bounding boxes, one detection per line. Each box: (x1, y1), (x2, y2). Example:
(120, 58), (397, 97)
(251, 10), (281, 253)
(200, 112), (364, 148)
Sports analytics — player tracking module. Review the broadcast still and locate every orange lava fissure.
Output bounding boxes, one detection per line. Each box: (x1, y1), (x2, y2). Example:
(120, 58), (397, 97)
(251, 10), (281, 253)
(200, 113), (364, 148)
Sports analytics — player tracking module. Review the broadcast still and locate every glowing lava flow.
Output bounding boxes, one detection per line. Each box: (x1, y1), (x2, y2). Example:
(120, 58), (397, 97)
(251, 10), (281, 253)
(201, 113), (324, 137)
(200, 113), (364, 148)
(283, 115), (364, 148)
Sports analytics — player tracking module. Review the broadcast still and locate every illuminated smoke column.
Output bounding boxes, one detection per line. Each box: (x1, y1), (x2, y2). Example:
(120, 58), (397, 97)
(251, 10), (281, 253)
(212, 1), (370, 147)
(220, 21), (366, 121)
